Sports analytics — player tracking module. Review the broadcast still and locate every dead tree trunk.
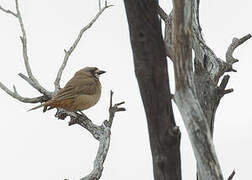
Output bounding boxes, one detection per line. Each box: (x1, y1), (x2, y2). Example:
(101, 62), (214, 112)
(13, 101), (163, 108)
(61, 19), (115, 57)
(170, 0), (250, 179)
(124, 0), (182, 180)
(171, 0), (224, 179)
(124, 0), (250, 179)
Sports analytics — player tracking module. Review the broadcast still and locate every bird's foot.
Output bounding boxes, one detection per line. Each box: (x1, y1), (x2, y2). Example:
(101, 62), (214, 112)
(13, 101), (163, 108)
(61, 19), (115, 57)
(75, 110), (85, 117)
(55, 109), (68, 120)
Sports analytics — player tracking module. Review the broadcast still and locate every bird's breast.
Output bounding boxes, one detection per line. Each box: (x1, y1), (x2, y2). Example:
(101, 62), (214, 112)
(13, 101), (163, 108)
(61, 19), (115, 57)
(74, 81), (101, 111)
(74, 93), (101, 111)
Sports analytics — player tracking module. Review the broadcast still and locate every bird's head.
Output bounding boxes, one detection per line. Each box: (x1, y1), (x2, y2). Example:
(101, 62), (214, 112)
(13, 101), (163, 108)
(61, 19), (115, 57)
(81, 67), (106, 79)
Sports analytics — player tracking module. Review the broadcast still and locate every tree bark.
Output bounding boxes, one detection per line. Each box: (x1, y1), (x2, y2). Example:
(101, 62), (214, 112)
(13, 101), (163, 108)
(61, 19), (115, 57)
(124, 0), (181, 180)
(171, 0), (224, 179)
(168, 0), (250, 179)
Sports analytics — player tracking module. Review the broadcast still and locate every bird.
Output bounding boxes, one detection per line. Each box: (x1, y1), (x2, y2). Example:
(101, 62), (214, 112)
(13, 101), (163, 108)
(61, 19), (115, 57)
(29, 67), (105, 113)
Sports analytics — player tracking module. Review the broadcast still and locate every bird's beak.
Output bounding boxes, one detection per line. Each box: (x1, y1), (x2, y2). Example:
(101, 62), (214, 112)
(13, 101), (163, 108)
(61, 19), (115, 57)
(97, 70), (106, 75)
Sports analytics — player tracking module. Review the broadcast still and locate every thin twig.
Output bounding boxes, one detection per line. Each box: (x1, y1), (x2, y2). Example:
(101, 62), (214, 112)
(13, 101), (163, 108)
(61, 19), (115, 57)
(1, 2), (123, 180)
(15, 0), (30, 76)
(157, 5), (169, 22)
(13, 0), (51, 96)
(98, 0), (102, 11)
(18, 73), (53, 97)
(107, 90), (125, 128)
(226, 34), (251, 64)
(157, 5), (174, 60)
(109, 90), (113, 108)
(219, 75), (234, 95)
(0, 5), (17, 17)
(227, 170), (235, 180)
(216, 75), (233, 99)
(54, 4), (113, 91)
(219, 75), (230, 90)
(0, 81), (49, 103)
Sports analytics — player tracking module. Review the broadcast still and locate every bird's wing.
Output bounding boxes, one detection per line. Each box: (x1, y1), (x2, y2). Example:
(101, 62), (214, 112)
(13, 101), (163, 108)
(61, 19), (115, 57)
(54, 76), (98, 101)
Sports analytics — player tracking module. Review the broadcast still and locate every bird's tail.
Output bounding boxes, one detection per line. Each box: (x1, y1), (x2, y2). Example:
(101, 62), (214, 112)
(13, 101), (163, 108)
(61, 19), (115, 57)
(28, 101), (51, 112)
(28, 103), (45, 112)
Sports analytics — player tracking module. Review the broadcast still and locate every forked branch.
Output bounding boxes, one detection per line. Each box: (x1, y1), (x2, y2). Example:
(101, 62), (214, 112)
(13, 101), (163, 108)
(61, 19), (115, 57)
(0, 0), (112, 101)
(54, 1), (113, 91)
(157, 6), (174, 60)
(0, 1), (122, 180)
(0, 4), (17, 17)
(227, 170), (235, 180)
(15, 0), (51, 96)
(0, 0), (51, 99)
(0, 82), (49, 103)
(226, 34), (251, 65)
(55, 91), (125, 180)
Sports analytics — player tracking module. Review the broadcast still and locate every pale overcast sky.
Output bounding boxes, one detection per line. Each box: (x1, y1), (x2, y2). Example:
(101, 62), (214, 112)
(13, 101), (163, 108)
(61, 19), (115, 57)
(0, 0), (251, 180)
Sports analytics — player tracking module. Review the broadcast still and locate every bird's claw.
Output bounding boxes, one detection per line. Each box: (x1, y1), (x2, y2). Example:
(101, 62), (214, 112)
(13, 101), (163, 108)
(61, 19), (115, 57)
(55, 109), (68, 120)
(75, 110), (85, 117)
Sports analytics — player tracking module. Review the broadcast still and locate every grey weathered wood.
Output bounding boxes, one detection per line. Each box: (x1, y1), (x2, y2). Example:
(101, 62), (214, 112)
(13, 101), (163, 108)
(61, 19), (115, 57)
(171, 0), (223, 179)
(0, 1), (121, 180)
(190, 2), (250, 179)
(158, 0), (251, 179)
(57, 91), (125, 180)
(124, 0), (182, 179)
(54, 4), (113, 91)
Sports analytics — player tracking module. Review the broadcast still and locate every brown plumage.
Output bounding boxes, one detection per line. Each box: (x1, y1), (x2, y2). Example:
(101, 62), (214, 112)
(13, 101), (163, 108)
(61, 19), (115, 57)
(29, 67), (105, 112)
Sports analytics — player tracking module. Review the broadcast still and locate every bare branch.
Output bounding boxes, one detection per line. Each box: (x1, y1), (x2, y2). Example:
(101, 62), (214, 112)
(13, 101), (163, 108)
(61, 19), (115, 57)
(12, 0), (51, 96)
(106, 90), (125, 127)
(219, 75), (230, 90)
(157, 6), (174, 60)
(80, 126), (110, 180)
(0, 81), (49, 103)
(160, 2), (251, 84)
(1, 1), (122, 180)
(159, 1), (248, 180)
(157, 5), (169, 22)
(15, 0), (30, 76)
(56, 110), (103, 140)
(18, 73), (53, 97)
(54, 4), (113, 91)
(215, 75), (233, 100)
(226, 34), (251, 64)
(0, 1), (51, 97)
(0, 5), (17, 17)
(219, 76), (234, 95)
(227, 170), (235, 180)
(98, 0), (102, 11)
(81, 91), (124, 180)
(55, 91), (125, 180)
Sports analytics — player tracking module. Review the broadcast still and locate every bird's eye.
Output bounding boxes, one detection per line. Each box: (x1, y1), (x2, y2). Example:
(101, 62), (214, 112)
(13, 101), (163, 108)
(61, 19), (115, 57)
(92, 67), (98, 73)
